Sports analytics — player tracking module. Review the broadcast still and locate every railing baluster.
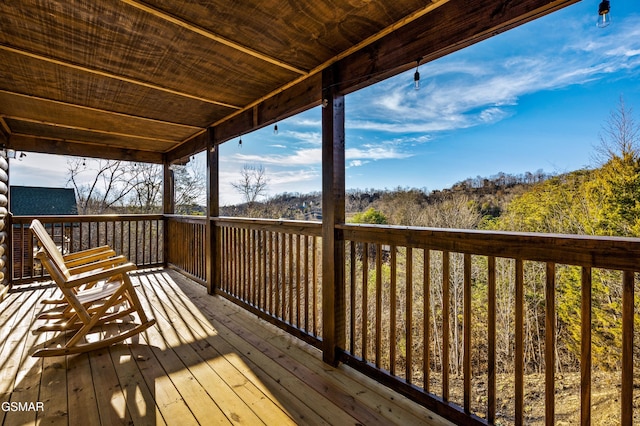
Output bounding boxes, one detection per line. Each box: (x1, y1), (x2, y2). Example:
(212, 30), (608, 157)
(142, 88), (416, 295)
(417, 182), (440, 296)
(350, 241), (356, 355)
(362, 242), (369, 362)
(487, 256), (496, 423)
(545, 262), (556, 425)
(288, 233), (294, 324)
(622, 270), (634, 425)
(406, 246), (413, 383)
(463, 253), (471, 414)
(424, 249), (430, 393)
(375, 243), (382, 369)
(390, 245), (397, 376)
(312, 235), (318, 337)
(303, 234), (309, 332)
(296, 233), (301, 328)
(515, 259), (524, 426)
(442, 250), (450, 401)
(581, 266), (591, 426)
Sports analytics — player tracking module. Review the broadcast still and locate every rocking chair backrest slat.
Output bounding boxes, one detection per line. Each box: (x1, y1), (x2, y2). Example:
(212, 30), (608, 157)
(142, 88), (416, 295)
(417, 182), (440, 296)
(30, 219), (71, 279)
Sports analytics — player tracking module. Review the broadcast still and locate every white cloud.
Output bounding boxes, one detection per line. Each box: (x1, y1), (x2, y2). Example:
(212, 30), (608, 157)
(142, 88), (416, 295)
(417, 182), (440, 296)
(346, 14), (640, 135)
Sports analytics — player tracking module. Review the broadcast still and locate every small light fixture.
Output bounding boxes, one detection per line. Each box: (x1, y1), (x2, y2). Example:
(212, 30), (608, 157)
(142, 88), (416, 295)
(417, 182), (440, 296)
(274, 124), (279, 135)
(413, 59), (421, 90)
(597, 0), (611, 28)
(18, 152), (26, 161)
(238, 137), (243, 147)
(6, 149), (15, 159)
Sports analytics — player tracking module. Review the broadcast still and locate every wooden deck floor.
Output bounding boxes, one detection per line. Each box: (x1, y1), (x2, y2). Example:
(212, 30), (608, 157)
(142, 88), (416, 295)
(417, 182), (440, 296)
(0, 269), (454, 426)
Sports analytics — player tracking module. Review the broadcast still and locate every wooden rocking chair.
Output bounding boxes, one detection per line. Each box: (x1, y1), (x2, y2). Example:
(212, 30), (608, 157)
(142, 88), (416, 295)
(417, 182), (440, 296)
(31, 242), (156, 357)
(30, 219), (126, 308)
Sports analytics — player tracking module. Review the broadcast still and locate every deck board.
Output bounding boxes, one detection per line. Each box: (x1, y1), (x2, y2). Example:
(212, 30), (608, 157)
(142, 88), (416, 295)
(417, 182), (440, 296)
(0, 269), (454, 425)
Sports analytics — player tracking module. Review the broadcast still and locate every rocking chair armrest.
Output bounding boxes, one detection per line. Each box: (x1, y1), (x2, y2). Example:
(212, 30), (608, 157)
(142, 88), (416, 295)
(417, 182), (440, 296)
(62, 245), (115, 261)
(67, 255), (129, 275)
(64, 249), (119, 268)
(65, 262), (137, 288)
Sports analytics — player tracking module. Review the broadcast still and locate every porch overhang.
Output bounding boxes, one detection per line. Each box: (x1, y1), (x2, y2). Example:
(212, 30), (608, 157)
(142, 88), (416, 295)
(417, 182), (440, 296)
(0, 0), (579, 164)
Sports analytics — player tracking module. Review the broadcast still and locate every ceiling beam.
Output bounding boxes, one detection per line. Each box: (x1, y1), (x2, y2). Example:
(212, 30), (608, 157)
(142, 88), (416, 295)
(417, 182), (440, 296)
(334, 0), (580, 95)
(9, 134), (164, 163)
(0, 44), (242, 110)
(0, 90), (203, 131)
(121, 0), (307, 75)
(3, 116), (180, 144)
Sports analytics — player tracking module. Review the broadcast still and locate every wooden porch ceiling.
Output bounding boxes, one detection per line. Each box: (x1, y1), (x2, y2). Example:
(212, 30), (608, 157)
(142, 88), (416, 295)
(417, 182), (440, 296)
(0, 0), (578, 164)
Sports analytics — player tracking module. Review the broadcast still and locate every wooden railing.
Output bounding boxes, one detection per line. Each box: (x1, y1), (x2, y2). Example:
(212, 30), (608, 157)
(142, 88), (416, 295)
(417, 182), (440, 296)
(215, 217), (323, 348)
(337, 223), (640, 425)
(11, 214), (640, 424)
(165, 215), (207, 284)
(11, 215), (164, 283)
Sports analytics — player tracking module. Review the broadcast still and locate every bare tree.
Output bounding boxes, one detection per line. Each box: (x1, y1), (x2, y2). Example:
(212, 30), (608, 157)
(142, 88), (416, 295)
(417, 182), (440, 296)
(231, 164), (269, 204)
(594, 96), (640, 164)
(173, 159), (206, 214)
(67, 158), (137, 214)
(127, 163), (163, 213)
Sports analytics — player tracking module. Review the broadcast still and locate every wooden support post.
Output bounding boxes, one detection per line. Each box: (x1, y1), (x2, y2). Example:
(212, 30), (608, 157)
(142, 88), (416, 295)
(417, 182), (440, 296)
(321, 65), (346, 366)
(207, 128), (220, 295)
(162, 157), (174, 267)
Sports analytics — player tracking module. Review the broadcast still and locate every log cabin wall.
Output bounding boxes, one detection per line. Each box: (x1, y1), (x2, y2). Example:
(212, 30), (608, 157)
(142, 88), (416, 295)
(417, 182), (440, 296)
(0, 149), (9, 300)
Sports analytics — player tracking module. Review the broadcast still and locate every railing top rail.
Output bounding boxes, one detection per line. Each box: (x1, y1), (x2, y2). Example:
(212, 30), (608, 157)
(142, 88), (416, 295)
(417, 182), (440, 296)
(214, 216), (322, 236)
(338, 223), (640, 271)
(13, 214), (164, 223)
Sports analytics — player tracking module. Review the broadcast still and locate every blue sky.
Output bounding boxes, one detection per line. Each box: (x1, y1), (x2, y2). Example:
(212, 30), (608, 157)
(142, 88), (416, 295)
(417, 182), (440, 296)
(12, 1), (640, 206)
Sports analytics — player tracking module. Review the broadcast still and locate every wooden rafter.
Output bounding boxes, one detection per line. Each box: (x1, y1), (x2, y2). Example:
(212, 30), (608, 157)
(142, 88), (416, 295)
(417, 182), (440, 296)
(2, 116), (180, 144)
(0, 90), (202, 131)
(0, 44), (242, 110)
(211, 0), (451, 128)
(121, 0), (307, 75)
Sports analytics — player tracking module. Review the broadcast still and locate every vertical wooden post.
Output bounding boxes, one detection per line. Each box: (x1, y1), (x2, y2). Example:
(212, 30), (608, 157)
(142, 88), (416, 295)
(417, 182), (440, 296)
(207, 127), (220, 295)
(621, 270), (634, 425)
(162, 156), (174, 267)
(321, 65), (346, 366)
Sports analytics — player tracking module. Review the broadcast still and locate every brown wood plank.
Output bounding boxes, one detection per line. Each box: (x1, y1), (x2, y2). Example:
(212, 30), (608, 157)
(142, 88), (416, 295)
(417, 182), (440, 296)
(108, 340), (166, 425)
(141, 271), (349, 425)
(0, 288), (46, 426)
(37, 339), (68, 426)
(67, 353), (101, 426)
(191, 271), (454, 426)
(89, 347), (134, 425)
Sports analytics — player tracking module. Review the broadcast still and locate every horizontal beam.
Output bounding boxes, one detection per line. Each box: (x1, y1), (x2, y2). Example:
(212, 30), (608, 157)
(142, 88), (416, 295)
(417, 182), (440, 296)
(9, 134), (163, 163)
(0, 44), (242, 110)
(207, 0), (576, 146)
(334, 0), (579, 95)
